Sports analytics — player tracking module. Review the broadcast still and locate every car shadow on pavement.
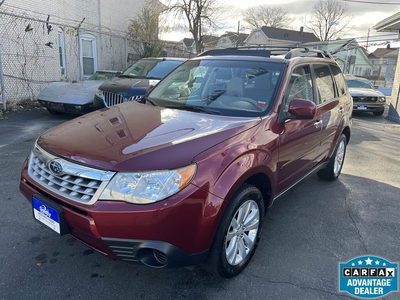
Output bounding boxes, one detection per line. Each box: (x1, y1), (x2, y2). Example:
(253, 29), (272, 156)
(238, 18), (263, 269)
(245, 173), (399, 299)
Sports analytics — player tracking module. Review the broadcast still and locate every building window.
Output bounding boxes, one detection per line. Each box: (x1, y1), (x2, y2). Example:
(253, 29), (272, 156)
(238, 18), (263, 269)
(80, 34), (97, 77)
(58, 29), (66, 76)
(255, 31), (260, 39)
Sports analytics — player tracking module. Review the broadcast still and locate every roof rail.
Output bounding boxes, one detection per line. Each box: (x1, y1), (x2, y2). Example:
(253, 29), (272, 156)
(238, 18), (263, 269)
(198, 46), (301, 58)
(284, 48), (334, 60)
(197, 46), (335, 60)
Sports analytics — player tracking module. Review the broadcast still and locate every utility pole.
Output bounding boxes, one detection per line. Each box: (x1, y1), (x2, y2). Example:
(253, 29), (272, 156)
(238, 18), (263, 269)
(236, 21), (240, 47)
(366, 28), (370, 51)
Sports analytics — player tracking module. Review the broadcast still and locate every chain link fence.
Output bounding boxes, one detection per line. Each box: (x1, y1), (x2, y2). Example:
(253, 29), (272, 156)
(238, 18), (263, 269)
(0, 9), (163, 109)
(0, 10), (80, 106)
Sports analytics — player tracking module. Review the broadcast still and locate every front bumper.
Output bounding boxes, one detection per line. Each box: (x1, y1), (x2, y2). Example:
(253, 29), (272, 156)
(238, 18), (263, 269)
(20, 163), (219, 268)
(93, 95), (106, 110)
(38, 99), (95, 114)
(353, 103), (385, 112)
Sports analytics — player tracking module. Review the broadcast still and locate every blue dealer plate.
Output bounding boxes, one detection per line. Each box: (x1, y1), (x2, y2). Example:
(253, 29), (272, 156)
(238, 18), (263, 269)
(32, 196), (61, 234)
(357, 105), (368, 110)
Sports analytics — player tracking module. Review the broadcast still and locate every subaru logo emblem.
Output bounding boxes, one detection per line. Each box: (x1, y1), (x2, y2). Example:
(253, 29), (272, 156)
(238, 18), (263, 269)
(49, 160), (63, 175)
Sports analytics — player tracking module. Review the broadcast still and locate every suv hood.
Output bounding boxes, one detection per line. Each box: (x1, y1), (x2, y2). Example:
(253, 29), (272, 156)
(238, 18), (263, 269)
(348, 87), (385, 97)
(37, 102), (260, 171)
(99, 77), (159, 94)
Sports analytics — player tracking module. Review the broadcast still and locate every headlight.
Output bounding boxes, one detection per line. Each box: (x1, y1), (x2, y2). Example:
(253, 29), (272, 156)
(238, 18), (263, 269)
(100, 164), (196, 204)
(95, 88), (103, 98)
(378, 97), (386, 103)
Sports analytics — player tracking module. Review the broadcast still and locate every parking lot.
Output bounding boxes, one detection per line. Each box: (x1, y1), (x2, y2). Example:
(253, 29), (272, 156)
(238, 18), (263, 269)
(0, 108), (399, 300)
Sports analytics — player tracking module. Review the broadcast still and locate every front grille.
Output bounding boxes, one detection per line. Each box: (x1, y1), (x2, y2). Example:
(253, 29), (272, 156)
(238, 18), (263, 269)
(28, 145), (115, 205)
(352, 96), (377, 102)
(129, 95), (142, 101)
(104, 91), (124, 107)
(103, 92), (143, 107)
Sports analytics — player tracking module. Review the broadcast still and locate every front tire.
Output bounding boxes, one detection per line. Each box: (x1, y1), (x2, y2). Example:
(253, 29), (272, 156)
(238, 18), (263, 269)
(46, 108), (63, 115)
(204, 184), (264, 278)
(373, 109), (384, 116)
(317, 134), (347, 181)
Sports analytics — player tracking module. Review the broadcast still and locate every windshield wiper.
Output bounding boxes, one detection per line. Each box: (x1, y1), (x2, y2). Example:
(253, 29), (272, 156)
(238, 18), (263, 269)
(164, 104), (221, 115)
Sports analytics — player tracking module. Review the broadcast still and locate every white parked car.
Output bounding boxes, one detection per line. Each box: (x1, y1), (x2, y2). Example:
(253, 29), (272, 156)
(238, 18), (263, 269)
(345, 75), (386, 116)
(37, 70), (119, 115)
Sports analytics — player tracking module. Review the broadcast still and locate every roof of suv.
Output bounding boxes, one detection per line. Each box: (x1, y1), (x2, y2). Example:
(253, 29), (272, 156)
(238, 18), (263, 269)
(140, 57), (186, 61)
(198, 46), (335, 61)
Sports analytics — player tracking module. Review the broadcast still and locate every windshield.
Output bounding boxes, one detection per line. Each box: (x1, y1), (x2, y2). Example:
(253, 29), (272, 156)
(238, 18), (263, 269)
(121, 59), (184, 79)
(147, 59), (284, 117)
(88, 71), (117, 80)
(346, 79), (374, 89)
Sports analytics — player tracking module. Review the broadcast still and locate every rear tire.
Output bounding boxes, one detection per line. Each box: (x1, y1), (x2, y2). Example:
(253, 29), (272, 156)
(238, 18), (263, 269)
(204, 184), (264, 278)
(317, 134), (347, 181)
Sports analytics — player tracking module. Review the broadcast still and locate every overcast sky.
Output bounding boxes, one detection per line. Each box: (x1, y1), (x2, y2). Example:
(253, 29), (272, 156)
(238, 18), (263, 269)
(161, 0), (400, 45)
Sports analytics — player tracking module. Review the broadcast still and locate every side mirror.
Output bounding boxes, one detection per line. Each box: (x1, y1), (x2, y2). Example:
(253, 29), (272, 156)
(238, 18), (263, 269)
(115, 72), (122, 77)
(287, 99), (316, 120)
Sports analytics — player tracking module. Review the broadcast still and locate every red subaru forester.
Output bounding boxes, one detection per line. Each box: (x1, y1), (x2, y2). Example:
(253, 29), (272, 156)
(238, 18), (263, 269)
(20, 47), (352, 278)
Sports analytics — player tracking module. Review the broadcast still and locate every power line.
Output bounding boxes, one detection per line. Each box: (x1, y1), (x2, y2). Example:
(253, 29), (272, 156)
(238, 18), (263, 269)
(342, 0), (400, 4)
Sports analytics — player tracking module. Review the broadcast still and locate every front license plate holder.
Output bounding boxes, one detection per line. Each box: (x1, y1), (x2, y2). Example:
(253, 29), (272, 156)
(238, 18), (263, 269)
(32, 194), (69, 236)
(357, 105), (368, 110)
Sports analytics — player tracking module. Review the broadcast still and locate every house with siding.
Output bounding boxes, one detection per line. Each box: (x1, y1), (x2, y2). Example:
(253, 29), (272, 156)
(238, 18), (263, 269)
(243, 26), (320, 47)
(216, 32), (249, 49)
(301, 39), (374, 76)
(368, 46), (399, 85)
(373, 11), (400, 123)
(0, 0), (148, 103)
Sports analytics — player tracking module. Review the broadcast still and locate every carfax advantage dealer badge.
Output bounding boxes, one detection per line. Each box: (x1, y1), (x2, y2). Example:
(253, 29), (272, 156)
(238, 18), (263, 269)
(339, 255), (399, 299)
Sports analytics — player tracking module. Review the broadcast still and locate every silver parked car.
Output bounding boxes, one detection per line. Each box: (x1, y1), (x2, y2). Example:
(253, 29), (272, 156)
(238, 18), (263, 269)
(345, 75), (386, 116)
(37, 70), (119, 115)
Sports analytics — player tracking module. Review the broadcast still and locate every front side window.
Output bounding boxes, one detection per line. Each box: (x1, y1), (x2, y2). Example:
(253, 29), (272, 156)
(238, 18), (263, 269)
(147, 59), (284, 117)
(80, 34), (97, 77)
(283, 65), (314, 112)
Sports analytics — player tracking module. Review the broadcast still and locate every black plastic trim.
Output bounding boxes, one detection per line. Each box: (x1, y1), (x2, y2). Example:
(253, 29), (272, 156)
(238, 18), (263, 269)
(102, 237), (209, 268)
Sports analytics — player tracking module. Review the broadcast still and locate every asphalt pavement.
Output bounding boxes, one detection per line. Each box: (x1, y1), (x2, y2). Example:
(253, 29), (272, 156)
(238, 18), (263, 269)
(0, 108), (399, 300)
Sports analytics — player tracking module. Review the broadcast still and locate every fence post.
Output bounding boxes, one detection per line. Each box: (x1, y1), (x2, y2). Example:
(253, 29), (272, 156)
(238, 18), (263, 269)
(0, 41), (5, 111)
(77, 27), (83, 81)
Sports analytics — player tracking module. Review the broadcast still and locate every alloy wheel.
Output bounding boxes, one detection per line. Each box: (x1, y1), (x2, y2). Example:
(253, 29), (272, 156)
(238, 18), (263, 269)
(225, 199), (260, 266)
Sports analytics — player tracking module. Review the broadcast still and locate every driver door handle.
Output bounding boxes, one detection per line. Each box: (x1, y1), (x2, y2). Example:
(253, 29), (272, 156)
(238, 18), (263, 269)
(314, 120), (322, 129)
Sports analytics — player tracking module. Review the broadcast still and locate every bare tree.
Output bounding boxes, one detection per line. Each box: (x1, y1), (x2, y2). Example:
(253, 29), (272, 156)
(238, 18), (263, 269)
(127, 4), (166, 57)
(164, 0), (225, 53)
(243, 5), (292, 29)
(305, 0), (353, 41)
